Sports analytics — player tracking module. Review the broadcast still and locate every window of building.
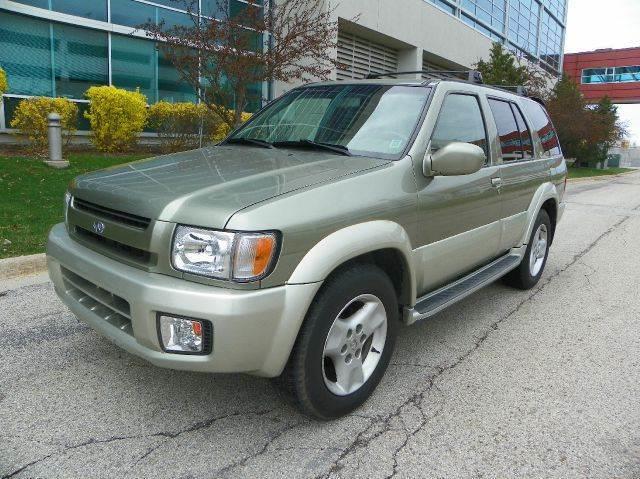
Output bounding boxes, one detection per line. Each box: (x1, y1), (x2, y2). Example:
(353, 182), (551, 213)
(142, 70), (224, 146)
(488, 98), (523, 161)
(508, 0), (539, 55)
(111, 34), (158, 102)
(428, 0), (456, 15)
(582, 66), (640, 84)
(51, 0), (108, 22)
(538, 9), (563, 71)
(12, 0), (107, 21)
(522, 99), (561, 157)
(158, 49), (196, 103)
(53, 23), (109, 98)
(0, 12), (53, 96)
(110, 0), (156, 28)
(12, 0), (48, 8)
(431, 94), (488, 157)
(461, 0), (506, 35)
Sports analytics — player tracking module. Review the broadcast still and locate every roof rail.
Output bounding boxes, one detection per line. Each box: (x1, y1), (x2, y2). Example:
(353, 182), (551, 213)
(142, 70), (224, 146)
(366, 69), (484, 84)
(484, 84), (529, 96)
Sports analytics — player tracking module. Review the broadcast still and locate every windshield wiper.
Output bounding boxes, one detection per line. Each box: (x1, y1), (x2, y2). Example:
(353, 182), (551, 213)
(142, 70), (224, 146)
(272, 139), (352, 156)
(225, 137), (274, 149)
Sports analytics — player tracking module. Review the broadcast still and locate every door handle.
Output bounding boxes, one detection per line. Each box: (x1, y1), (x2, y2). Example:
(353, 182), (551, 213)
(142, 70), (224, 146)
(491, 177), (503, 188)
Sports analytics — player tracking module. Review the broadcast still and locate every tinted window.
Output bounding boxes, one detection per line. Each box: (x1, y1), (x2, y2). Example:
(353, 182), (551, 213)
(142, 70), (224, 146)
(512, 104), (534, 159)
(522, 99), (562, 157)
(488, 98), (522, 161)
(431, 94), (487, 156)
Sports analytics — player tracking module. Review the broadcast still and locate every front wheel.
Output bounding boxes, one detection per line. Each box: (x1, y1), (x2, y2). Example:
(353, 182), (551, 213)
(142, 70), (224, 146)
(278, 264), (398, 420)
(504, 209), (551, 290)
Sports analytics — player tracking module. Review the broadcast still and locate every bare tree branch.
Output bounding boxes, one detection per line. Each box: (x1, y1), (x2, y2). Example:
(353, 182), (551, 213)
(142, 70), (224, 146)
(144, 0), (342, 128)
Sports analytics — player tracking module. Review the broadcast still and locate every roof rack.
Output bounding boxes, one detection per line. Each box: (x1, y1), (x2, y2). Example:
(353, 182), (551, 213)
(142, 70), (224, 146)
(484, 84), (529, 96)
(366, 69), (484, 84)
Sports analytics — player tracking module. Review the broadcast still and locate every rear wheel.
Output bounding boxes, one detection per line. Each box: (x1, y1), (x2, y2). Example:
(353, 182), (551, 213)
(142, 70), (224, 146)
(504, 209), (551, 290)
(279, 264), (398, 420)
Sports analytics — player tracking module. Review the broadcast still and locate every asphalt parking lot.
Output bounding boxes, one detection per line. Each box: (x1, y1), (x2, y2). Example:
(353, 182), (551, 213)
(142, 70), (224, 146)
(2, 171), (640, 479)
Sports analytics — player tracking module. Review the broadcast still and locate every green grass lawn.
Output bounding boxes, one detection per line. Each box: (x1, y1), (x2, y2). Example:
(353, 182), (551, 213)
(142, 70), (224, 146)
(567, 166), (634, 179)
(0, 152), (149, 259)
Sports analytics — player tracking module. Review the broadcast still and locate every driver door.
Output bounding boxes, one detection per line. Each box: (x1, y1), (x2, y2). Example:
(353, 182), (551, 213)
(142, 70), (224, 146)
(413, 88), (502, 294)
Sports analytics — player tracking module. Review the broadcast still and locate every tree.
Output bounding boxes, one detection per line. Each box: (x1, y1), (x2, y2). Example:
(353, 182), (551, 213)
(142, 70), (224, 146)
(546, 76), (626, 166)
(145, 0), (340, 129)
(590, 96), (627, 163)
(546, 74), (590, 161)
(475, 42), (549, 97)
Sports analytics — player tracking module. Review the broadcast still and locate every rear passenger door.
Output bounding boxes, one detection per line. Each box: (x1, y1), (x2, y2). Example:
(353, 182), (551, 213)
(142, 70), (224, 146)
(487, 97), (550, 252)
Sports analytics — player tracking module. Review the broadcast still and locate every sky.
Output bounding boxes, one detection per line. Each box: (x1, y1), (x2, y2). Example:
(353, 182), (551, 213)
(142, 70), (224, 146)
(564, 0), (640, 145)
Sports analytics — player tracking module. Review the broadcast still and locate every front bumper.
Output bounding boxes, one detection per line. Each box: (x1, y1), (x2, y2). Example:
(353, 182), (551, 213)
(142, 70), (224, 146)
(47, 223), (321, 377)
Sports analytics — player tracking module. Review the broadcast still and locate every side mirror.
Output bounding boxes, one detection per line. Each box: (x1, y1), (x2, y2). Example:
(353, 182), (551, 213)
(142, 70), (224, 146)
(423, 142), (486, 177)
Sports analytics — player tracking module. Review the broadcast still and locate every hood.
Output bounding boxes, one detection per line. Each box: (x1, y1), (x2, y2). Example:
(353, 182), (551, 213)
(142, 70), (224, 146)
(71, 145), (391, 228)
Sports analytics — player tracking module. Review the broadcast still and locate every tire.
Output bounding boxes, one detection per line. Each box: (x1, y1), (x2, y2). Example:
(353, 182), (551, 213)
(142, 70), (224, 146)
(503, 209), (552, 290)
(278, 264), (399, 420)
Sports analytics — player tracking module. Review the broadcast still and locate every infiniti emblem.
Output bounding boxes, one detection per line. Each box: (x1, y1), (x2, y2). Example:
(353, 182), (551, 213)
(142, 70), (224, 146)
(92, 220), (105, 235)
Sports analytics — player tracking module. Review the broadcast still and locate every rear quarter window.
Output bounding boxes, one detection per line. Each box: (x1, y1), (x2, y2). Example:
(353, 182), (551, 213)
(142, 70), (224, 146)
(521, 100), (562, 157)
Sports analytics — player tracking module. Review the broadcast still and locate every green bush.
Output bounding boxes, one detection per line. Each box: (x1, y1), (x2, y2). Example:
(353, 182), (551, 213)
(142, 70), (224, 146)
(85, 86), (148, 152)
(10, 97), (78, 155)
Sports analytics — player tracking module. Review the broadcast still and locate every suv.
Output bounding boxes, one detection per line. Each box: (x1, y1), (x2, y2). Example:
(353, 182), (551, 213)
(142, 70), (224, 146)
(47, 77), (566, 419)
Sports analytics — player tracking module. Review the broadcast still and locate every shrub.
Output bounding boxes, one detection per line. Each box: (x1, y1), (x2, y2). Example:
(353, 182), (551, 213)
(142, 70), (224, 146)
(148, 102), (214, 153)
(148, 102), (251, 152)
(10, 97), (78, 155)
(85, 86), (147, 152)
(0, 67), (7, 95)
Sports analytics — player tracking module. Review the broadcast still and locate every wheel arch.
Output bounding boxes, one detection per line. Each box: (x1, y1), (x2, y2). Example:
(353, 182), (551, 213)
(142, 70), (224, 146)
(288, 220), (417, 307)
(520, 182), (560, 247)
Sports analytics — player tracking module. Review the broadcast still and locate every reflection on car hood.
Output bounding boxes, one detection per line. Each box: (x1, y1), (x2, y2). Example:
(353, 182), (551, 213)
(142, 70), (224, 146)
(71, 145), (391, 228)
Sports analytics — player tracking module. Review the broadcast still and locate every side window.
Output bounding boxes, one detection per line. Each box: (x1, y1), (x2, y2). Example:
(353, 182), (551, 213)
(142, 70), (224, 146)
(431, 94), (488, 158)
(522, 99), (562, 157)
(511, 104), (534, 159)
(488, 98), (522, 161)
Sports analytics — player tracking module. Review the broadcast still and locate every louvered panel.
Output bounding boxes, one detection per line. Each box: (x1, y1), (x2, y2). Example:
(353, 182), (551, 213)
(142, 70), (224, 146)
(337, 31), (399, 80)
(422, 58), (449, 80)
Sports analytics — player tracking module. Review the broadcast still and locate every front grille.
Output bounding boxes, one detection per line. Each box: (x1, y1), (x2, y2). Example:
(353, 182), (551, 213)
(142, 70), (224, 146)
(61, 267), (133, 336)
(74, 198), (151, 229)
(75, 227), (152, 265)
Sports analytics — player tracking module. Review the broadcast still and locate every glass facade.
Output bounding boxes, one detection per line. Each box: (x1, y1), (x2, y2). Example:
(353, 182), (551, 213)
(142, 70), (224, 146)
(0, 0), (262, 129)
(582, 66), (640, 84)
(427, 0), (567, 74)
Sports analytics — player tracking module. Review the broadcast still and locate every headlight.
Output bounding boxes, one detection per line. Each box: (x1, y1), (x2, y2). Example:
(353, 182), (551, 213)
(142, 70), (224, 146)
(172, 226), (278, 282)
(64, 191), (73, 225)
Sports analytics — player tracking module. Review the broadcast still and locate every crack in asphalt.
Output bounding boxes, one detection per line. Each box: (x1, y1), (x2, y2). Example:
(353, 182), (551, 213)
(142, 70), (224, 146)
(315, 211), (635, 479)
(213, 420), (307, 478)
(1, 408), (278, 479)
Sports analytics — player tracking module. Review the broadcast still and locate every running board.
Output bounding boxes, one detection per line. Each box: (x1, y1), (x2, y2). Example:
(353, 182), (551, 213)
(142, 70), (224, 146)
(407, 253), (521, 325)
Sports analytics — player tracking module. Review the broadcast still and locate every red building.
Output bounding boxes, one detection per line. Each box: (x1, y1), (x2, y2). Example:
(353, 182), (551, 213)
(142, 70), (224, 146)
(563, 47), (640, 104)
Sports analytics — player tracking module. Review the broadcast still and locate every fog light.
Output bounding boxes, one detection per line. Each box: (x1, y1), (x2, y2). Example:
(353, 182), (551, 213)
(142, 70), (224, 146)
(158, 315), (207, 354)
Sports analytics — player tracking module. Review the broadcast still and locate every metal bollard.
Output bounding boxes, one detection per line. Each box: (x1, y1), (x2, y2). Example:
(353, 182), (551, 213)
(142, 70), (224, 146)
(45, 112), (69, 168)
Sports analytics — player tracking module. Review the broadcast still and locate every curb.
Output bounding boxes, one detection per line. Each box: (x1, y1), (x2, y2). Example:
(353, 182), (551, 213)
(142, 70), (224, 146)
(567, 169), (639, 183)
(0, 253), (47, 280)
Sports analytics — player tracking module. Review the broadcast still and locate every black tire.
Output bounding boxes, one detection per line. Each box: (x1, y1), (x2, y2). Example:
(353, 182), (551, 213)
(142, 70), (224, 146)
(503, 209), (552, 290)
(278, 263), (399, 420)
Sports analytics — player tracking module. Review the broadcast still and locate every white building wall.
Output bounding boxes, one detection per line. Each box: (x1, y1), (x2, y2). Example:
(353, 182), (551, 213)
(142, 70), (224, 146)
(274, 0), (494, 97)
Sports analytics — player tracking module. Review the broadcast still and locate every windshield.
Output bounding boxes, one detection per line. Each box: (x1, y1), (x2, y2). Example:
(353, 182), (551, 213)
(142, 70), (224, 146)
(229, 84), (431, 159)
